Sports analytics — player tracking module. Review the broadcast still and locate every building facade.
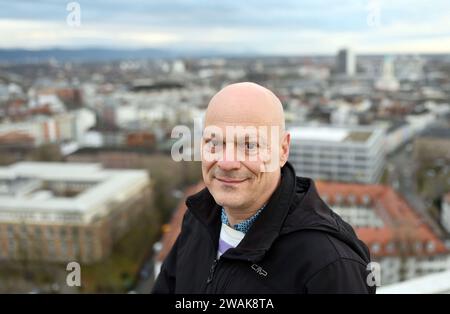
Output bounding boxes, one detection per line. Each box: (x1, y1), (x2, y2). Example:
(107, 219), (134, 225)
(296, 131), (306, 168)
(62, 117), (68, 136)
(0, 162), (151, 263)
(316, 181), (450, 285)
(289, 125), (385, 184)
(336, 48), (356, 76)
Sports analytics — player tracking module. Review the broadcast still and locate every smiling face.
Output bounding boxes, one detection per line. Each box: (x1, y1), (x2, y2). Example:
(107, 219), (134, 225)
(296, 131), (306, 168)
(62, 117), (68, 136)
(202, 82), (290, 212)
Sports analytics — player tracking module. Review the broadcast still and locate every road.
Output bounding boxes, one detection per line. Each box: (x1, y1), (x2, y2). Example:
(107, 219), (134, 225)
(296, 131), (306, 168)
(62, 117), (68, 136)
(386, 142), (445, 237)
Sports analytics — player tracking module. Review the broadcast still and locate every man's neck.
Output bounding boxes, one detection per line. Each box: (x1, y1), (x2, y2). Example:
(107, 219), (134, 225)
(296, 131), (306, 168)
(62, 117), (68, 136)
(224, 206), (262, 227)
(223, 174), (281, 226)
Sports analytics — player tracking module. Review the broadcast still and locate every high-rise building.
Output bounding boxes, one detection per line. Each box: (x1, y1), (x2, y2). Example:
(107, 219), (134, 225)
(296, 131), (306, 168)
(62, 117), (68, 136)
(336, 48), (356, 76)
(375, 56), (400, 91)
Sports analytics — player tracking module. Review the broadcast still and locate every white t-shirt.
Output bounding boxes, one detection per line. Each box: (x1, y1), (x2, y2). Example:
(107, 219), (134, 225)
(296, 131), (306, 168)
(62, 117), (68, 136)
(217, 223), (245, 259)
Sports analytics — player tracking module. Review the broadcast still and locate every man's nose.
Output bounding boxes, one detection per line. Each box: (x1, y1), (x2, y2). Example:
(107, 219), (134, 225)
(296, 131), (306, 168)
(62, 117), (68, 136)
(217, 146), (241, 171)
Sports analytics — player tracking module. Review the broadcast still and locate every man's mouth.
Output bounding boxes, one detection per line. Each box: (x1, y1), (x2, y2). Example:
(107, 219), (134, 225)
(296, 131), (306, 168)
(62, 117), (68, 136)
(215, 176), (248, 184)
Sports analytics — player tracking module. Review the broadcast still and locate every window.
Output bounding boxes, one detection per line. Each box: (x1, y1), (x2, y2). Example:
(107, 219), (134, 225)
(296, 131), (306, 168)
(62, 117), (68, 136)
(335, 193), (343, 204)
(72, 227), (79, 239)
(60, 228), (67, 239)
(45, 227), (54, 240)
(426, 241), (436, 253)
(47, 240), (55, 256)
(61, 240), (68, 258)
(35, 226), (42, 238)
(348, 194), (356, 205)
(362, 194), (371, 206)
(414, 241), (423, 252)
(7, 225), (14, 238)
(386, 242), (395, 253)
(371, 242), (381, 254)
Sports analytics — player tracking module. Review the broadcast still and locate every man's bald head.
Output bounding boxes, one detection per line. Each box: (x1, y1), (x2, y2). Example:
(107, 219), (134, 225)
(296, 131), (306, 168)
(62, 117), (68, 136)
(205, 82), (285, 131)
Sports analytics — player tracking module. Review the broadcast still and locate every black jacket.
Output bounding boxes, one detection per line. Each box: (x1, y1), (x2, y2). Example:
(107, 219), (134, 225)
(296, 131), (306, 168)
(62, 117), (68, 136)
(153, 162), (376, 294)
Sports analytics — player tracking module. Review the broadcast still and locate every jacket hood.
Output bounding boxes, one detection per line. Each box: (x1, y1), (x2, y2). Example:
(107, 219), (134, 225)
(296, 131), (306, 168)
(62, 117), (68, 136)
(282, 167), (372, 265)
(186, 162), (371, 264)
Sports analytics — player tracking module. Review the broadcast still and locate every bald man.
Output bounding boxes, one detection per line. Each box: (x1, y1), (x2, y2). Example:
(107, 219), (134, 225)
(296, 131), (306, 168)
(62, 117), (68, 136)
(153, 82), (375, 294)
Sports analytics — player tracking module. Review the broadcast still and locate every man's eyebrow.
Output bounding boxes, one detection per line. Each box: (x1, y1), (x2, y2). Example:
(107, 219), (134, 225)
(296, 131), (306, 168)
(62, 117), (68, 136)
(202, 136), (213, 142)
(202, 134), (224, 142)
(236, 134), (259, 141)
(203, 132), (270, 143)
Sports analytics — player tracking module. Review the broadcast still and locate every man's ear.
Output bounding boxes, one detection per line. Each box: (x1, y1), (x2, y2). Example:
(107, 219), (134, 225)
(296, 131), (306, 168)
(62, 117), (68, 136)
(279, 132), (290, 167)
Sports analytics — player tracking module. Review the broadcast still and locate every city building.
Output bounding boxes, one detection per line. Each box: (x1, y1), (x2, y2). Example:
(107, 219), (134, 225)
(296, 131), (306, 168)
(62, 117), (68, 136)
(441, 193), (450, 234)
(380, 120), (414, 155)
(316, 181), (450, 285)
(289, 125), (385, 183)
(414, 126), (450, 163)
(0, 108), (96, 146)
(375, 56), (400, 91)
(0, 162), (151, 263)
(336, 48), (356, 76)
(67, 146), (156, 169)
(0, 131), (35, 161)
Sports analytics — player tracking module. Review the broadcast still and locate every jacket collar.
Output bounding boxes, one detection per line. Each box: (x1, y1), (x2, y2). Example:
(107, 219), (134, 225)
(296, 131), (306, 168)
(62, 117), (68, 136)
(186, 162), (300, 263)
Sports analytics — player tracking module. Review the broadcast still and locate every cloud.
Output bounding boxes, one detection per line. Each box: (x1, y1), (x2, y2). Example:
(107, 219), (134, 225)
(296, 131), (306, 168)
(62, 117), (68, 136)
(0, 19), (180, 48)
(0, 0), (449, 54)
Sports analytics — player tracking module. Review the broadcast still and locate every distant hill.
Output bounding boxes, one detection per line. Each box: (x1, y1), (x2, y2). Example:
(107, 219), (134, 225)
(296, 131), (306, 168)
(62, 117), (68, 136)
(0, 48), (256, 63)
(0, 48), (176, 63)
(0, 48), (447, 64)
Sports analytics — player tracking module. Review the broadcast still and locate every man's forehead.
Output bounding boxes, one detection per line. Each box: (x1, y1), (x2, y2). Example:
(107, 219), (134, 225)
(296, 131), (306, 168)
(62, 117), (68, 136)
(205, 109), (280, 125)
(205, 82), (285, 132)
(204, 120), (278, 129)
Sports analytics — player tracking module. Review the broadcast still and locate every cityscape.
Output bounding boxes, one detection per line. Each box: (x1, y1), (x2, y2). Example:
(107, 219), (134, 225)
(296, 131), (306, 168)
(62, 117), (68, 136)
(0, 1), (449, 293)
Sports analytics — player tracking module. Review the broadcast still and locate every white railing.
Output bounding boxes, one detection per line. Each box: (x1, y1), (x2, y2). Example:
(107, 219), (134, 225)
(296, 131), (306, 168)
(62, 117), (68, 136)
(377, 270), (450, 294)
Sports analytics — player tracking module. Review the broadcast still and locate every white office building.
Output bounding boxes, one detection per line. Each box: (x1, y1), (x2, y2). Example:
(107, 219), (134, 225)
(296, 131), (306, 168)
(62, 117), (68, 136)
(289, 125), (385, 183)
(442, 193), (450, 234)
(0, 162), (150, 263)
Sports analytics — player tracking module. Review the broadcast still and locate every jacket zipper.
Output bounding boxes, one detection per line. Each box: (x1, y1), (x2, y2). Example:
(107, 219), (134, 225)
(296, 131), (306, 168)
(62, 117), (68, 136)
(206, 258), (219, 285)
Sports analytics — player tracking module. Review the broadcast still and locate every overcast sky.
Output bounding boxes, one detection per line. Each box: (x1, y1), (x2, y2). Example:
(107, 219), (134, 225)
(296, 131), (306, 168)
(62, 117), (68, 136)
(0, 0), (449, 54)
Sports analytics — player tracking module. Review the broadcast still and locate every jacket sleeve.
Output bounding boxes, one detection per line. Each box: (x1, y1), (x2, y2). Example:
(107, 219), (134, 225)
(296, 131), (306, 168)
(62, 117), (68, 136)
(151, 235), (180, 294)
(152, 209), (194, 294)
(304, 258), (376, 294)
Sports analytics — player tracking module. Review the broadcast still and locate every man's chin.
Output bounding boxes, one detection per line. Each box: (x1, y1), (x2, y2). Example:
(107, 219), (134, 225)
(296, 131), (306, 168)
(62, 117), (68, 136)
(211, 194), (243, 209)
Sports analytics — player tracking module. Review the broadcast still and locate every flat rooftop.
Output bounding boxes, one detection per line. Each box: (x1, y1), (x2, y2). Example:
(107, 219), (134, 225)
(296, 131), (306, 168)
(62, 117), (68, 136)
(0, 162), (149, 214)
(289, 125), (375, 143)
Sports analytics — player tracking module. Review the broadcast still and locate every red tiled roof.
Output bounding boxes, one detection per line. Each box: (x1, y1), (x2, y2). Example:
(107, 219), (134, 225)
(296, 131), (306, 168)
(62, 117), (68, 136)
(0, 131), (35, 144)
(315, 181), (447, 257)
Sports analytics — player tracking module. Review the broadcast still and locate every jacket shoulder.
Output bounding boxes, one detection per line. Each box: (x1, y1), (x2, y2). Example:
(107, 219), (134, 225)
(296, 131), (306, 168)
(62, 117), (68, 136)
(275, 230), (373, 293)
(276, 229), (368, 269)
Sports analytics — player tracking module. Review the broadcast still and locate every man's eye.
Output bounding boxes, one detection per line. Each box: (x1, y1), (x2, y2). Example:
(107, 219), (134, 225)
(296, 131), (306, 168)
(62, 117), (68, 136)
(205, 139), (220, 151)
(245, 142), (258, 150)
